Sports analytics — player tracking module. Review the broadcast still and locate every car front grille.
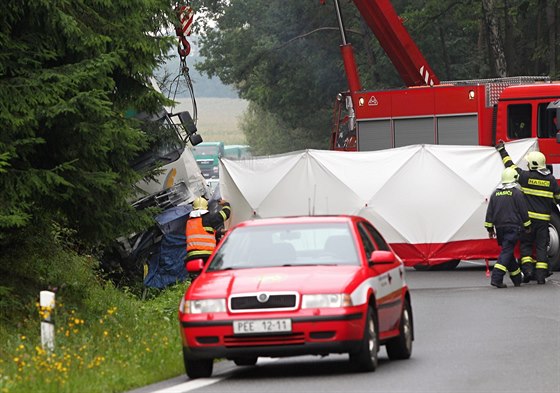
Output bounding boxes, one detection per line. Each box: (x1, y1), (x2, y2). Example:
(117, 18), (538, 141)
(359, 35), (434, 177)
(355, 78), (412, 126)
(224, 332), (305, 347)
(229, 292), (298, 312)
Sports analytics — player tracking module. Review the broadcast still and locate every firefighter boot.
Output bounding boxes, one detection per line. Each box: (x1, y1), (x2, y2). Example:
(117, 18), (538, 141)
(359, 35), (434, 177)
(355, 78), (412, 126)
(535, 268), (547, 285)
(510, 273), (522, 287)
(490, 270), (507, 288)
(521, 263), (535, 283)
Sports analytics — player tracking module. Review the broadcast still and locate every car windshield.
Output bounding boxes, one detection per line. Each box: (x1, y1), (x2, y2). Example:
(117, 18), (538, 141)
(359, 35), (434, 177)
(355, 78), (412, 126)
(207, 222), (360, 271)
(130, 115), (184, 172)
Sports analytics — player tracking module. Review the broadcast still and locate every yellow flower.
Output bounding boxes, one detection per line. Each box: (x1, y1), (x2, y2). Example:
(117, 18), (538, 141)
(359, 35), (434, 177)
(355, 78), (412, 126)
(103, 331), (109, 337)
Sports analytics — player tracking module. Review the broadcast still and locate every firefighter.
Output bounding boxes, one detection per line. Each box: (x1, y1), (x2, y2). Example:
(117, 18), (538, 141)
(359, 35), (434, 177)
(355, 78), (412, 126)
(496, 142), (560, 284)
(484, 167), (531, 288)
(185, 196), (231, 265)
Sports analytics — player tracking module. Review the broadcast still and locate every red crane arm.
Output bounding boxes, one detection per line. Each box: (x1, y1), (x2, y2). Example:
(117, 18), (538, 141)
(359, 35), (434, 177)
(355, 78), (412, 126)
(352, 0), (439, 86)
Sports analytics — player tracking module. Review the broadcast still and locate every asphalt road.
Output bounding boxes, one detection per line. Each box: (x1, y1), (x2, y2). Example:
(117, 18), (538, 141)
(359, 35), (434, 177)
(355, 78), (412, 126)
(130, 261), (560, 393)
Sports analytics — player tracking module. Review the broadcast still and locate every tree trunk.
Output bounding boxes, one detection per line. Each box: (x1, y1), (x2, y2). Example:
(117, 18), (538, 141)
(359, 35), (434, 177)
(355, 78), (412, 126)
(535, 0), (546, 75)
(546, 0), (558, 76)
(502, 0), (515, 75)
(438, 26), (451, 80)
(482, 0), (508, 76)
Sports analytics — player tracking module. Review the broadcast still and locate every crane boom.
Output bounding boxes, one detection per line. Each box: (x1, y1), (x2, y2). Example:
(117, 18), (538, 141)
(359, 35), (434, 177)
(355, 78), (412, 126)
(352, 0), (439, 86)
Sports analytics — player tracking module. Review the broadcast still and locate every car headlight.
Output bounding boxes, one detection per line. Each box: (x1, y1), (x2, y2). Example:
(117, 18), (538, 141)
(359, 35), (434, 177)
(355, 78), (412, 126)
(181, 299), (226, 314)
(301, 294), (352, 308)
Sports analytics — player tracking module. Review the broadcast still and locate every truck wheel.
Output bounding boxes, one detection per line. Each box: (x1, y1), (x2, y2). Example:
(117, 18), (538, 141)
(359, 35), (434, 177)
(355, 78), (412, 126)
(349, 306), (379, 372)
(548, 214), (560, 271)
(385, 298), (413, 360)
(183, 348), (213, 379)
(413, 259), (460, 271)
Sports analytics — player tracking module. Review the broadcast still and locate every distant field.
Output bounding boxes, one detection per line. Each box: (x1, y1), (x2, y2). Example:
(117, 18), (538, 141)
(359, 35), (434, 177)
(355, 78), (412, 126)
(172, 97), (249, 144)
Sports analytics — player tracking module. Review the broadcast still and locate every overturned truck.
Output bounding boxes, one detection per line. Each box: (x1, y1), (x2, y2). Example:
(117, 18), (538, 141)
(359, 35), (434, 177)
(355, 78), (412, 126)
(101, 109), (212, 287)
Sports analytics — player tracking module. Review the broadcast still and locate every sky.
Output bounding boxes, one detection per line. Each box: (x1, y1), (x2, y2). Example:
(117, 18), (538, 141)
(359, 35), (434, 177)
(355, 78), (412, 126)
(158, 36), (239, 99)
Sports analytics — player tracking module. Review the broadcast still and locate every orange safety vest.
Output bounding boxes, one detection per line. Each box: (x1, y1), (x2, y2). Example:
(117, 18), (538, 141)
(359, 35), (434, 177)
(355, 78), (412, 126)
(186, 216), (216, 257)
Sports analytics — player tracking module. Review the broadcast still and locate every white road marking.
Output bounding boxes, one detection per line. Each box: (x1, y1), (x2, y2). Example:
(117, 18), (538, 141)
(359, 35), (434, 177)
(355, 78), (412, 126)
(151, 378), (222, 393)
(149, 358), (279, 393)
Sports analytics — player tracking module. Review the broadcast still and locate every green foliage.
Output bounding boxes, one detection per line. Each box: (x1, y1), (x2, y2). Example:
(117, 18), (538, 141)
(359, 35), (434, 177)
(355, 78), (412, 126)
(193, 0), (559, 154)
(0, 243), (187, 393)
(0, 0), (177, 247)
(194, 0), (348, 153)
(241, 102), (329, 155)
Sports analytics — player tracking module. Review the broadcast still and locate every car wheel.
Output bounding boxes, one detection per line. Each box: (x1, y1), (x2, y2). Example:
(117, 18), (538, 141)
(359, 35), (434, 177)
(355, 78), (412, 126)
(233, 357), (258, 366)
(349, 306), (379, 372)
(385, 298), (413, 360)
(183, 348), (213, 379)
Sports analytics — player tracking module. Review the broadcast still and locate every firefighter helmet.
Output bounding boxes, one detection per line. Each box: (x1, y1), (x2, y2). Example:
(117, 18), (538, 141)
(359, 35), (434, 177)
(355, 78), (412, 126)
(525, 151), (546, 170)
(501, 167), (519, 184)
(193, 196), (208, 210)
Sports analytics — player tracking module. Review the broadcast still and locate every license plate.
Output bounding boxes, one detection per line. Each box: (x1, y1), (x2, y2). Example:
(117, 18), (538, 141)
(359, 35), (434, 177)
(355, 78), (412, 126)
(233, 319), (292, 335)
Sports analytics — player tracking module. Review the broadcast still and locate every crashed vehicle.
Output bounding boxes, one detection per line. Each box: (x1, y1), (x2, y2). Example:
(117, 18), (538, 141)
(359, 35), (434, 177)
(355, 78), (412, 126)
(100, 109), (215, 288)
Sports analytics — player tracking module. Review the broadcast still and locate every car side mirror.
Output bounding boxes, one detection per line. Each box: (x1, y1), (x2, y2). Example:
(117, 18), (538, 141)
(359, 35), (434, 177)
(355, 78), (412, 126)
(369, 250), (395, 264)
(556, 131), (560, 144)
(178, 111), (197, 135)
(186, 259), (205, 273)
(189, 133), (203, 146)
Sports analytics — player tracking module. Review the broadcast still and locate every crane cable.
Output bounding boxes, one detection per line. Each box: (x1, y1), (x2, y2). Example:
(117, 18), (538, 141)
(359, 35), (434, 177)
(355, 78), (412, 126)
(170, 3), (197, 126)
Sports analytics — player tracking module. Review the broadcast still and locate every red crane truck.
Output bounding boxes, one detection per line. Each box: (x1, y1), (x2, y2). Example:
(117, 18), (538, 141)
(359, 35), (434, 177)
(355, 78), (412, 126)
(327, 0), (560, 271)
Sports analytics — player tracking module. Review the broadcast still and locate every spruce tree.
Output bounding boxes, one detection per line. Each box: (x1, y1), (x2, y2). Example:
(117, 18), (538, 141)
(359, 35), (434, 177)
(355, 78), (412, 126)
(0, 0), (176, 247)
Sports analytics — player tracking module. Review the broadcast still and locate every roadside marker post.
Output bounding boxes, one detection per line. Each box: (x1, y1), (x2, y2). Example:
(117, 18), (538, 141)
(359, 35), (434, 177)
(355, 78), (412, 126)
(40, 290), (55, 352)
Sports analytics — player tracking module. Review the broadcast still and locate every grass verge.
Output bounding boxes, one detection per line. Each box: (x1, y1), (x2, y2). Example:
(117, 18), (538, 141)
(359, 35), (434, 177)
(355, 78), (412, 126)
(0, 239), (189, 393)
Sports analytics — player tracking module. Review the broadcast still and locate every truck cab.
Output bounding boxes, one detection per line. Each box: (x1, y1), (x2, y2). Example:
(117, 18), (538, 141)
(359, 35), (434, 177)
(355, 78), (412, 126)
(495, 85), (560, 176)
(192, 141), (225, 179)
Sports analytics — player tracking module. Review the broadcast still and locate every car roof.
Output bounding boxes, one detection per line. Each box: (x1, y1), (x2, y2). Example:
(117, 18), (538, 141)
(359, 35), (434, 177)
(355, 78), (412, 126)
(234, 215), (360, 228)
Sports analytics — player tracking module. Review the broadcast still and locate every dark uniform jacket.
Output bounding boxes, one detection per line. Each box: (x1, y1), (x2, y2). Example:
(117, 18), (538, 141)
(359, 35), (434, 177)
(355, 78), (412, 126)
(499, 148), (560, 222)
(485, 184), (531, 230)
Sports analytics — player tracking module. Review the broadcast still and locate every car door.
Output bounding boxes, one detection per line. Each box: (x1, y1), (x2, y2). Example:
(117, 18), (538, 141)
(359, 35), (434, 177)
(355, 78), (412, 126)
(357, 221), (403, 332)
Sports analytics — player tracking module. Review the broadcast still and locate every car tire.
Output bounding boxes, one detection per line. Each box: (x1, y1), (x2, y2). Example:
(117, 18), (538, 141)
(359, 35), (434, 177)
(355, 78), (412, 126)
(233, 357), (258, 366)
(349, 306), (379, 372)
(548, 213), (560, 271)
(385, 298), (413, 360)
(183, 348), (213, 379)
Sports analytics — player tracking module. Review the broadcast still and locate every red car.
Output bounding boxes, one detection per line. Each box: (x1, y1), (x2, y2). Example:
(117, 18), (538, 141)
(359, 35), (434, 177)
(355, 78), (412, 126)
(178, 215), (413, 379)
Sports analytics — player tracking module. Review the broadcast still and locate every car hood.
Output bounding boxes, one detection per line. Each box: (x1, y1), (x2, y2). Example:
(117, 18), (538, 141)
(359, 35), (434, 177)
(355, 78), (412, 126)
(189, 266), (360, 297)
